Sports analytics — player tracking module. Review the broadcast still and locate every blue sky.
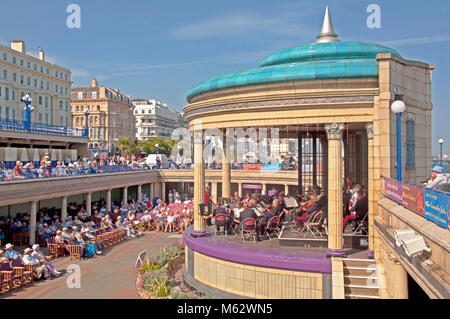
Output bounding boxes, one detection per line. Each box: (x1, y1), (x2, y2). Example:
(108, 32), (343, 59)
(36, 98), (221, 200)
(1, 0), (449, 154)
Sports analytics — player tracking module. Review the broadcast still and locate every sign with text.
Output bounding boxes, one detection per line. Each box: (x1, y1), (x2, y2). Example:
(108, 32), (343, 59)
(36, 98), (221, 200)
(402, 183), (425, 217)
(242, 164), (263, 170)
(262, 164), (282, 171)
(424, 189), (449, 229)
(384, 179), (403, 204)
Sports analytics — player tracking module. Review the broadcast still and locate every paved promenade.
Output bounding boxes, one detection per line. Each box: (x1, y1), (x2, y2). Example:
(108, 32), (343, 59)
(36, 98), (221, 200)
(2, 232), (181, 299)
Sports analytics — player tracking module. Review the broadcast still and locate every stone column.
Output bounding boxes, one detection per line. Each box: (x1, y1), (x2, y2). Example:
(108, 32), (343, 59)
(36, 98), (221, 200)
(150, 183), (154, 199)
(285, 184), (289, 196)
(61, 196), (68, 221)
(222, 140), (231, 200)
(392, 258), (409, 299)
(262, 183), (267, 196)
(193, 123), (206, 236)
(86, 192), (92, 216)
(238, 182), (243, 198)
(106, 189), (112, 212)
(325, 123), (345, 257)
(138, 184), (143, 202)
(29, 201), (37, 245)
(211, 181), (218, 204)
(123, 187), (128, 207)
(366, 123), (375, 258)
(161, 182), (166, 202)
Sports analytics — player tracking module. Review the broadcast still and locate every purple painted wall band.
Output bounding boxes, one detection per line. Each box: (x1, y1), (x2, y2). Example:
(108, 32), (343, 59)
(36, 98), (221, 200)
(184, 226), (332, 274)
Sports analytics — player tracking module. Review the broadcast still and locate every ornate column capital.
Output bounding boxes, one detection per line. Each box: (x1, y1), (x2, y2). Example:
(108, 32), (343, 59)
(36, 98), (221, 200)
(366, 122), (374, 140)
(325, 122), (345, 140)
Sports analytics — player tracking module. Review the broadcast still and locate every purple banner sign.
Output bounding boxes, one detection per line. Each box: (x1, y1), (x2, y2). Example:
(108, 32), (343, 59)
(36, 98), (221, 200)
(384, 178), (403, 204)
(242, 184), (263, 190)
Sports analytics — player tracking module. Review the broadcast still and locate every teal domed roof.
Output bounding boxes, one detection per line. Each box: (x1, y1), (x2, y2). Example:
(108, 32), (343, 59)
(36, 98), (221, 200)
(186, 41), (400, 102)
(259, 42), (400, 67)
(186, 7), (401, 102)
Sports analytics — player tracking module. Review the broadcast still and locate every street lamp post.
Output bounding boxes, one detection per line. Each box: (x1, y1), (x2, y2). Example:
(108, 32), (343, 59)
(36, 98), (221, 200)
(439, 138), (444, 167)
(391, 96), (406, 182)
(84, 109), (90, 138)
(21, 94), (34, 131)
(155, 143), (159, 154)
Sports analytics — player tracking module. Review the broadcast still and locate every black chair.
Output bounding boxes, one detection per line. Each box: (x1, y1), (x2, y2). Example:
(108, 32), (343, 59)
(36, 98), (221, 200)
(214, 214), (227, 237)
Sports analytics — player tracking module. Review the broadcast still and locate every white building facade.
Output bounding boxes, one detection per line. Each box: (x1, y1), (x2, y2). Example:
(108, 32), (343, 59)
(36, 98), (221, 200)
(0, 40), (72, 127)
(133, 98), (184, 140)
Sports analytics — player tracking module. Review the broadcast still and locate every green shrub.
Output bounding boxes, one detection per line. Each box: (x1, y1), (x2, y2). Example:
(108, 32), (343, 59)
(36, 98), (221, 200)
(141, 268), (172, 297)
(155, 243), (184, 266)
(139, 260), (162, 275)
(170, 289), (198, 299)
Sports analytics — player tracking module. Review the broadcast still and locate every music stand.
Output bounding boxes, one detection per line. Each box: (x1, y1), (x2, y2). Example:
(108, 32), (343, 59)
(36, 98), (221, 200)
(284, 196), (299, 208)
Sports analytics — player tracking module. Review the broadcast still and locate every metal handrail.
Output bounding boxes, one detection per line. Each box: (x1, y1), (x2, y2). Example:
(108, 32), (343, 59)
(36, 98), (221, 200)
(0, 119), (85, 137)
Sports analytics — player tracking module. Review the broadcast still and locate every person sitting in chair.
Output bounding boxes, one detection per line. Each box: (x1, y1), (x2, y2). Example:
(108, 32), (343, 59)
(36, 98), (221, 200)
(31, 244), (61, 277)
(213, 201), (229, 234)
(239, 200), (261, 241)
(4, 243), (21, 261)
(342, 191), (368, 232)
(424, 166), (450, 190)
(296, 185), (327, 229)
(22, 247), (50, 280)
(260, 199), (279, 234)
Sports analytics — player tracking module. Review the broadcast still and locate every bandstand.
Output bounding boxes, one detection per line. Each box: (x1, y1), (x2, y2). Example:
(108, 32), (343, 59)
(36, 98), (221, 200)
(182, 7), (434, 299)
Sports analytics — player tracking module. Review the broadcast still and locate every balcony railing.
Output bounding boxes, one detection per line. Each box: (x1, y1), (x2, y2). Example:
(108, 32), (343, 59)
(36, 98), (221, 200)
(0, 164), (152, 182)
(0, 119), (85, 137)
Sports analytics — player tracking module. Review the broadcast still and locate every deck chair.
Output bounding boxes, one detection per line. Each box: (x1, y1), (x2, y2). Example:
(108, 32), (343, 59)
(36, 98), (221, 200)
(47, 243), (62, 259)
(241, 218), (257, 243)
(264, 215), (280, 240)
(20, 232), (29, 245)
(11, 258), (25, 288)
(13, 233), (22, 246)
(0, 261), (13, 293)
(173, 217), (182, 233)
(23, 264), (35, 284)
(303, 211), (324, 239)
(67, 245), (82, 260)
(147, 218), (157, 232)
(214, 214), (228, 237)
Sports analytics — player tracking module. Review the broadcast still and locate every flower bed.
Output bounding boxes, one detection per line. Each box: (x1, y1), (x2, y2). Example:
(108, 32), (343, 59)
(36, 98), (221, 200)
(135, 240), (203, 299)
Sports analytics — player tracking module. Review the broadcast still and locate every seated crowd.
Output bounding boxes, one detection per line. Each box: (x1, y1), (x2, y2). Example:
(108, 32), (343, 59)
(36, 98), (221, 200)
(0, 193), (198, 294)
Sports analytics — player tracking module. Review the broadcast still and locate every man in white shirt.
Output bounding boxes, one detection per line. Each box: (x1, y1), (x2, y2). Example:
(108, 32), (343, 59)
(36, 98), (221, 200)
(22, 247), (49, 280)
(425, 166), (450, 189)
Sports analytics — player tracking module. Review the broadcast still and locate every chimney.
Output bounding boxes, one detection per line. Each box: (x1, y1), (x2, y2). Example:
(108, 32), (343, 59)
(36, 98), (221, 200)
(11, 40), (26, 54)
(91, 78), (98, 87)
(39, 50), (45, 61)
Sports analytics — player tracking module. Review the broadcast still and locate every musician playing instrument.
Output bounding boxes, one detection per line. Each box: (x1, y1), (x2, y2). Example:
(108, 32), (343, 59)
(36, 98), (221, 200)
(299, 185), (325, 214)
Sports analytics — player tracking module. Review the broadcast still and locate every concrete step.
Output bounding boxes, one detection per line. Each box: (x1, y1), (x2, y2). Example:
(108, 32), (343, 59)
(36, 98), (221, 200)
(345, 293), (381, 300)
(344, 284), (380, 297)
(342, 258), (375, 268)
(344, 275), (379, 286)
(344, 266), (377, 277)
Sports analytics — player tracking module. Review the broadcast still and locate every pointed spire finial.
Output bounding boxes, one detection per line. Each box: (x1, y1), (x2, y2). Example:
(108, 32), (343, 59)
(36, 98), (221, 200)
(315, 6), (339, 43)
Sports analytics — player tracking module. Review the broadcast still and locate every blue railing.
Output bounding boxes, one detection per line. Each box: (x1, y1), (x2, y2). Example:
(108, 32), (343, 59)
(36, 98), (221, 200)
(0, 119), (85, 137)
(0, 165), (153, 182)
